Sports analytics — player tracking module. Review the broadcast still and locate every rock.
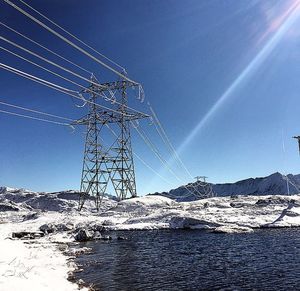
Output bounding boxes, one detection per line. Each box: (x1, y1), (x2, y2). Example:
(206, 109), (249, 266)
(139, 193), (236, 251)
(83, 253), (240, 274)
(56, 223), (74, 232)
(0, 187), (7, 194)
(12, 231), (44, 239)
(102, 220), (115, 226)
(230, 202), (252, 208)
(74, 223), (85, 233)
(69, 247), (92, 256)
(39, 223), (57, 234)
(285, 210), (300, 217)
(93, 231), (102, 239)
(74, 229), (94, 242)
(117, 236), (127, 240)
(256, 197), (290, 207)
(22, 212), (39, 221)
(0, 203), (19, 212)
(89, 223), (104, 232)
(213, 225), (253, 234)
(169, 216), (221, 229)
(101, 235), (112, 241)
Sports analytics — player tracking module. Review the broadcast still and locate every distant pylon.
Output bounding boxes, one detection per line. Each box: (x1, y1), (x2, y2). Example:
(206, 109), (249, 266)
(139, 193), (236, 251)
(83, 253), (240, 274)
(195, 176), (208, 183)
(194, 175), (214, 198)
(293, 136), (300, 155)
(74, 76), (148, 210)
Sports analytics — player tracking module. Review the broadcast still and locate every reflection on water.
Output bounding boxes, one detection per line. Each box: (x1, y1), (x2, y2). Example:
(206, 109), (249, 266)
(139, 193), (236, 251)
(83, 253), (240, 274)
(74, 229), (300, 290)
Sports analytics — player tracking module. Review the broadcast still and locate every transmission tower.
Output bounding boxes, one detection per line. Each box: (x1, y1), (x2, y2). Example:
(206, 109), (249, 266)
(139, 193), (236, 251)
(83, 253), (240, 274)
(194, 176), (214, 198)
(293, 136), (300, 155)
(74, 76), (148, 210)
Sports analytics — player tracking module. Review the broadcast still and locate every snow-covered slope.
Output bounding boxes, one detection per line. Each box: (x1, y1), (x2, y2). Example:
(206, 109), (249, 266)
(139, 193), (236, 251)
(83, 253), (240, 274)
(157, 172), (300, 202)
(0, 187), (117, 213)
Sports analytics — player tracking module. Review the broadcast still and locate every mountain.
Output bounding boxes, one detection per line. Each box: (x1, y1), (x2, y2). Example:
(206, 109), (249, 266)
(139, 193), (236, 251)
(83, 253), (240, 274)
(154, 172), (300, 202)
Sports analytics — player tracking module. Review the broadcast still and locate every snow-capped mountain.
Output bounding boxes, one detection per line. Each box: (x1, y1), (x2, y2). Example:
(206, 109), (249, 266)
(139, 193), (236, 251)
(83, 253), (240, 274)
(213, 172), (300, 196)
(155, 172), (300, 201)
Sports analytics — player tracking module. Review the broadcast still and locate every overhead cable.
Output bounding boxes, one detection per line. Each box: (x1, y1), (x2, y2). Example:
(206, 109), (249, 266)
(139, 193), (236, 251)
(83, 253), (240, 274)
(0, 62), (133, 116)
(17, 0), (126, 72)
(0, 36), (105, 88)
(3, 0), (138, 84)
(0, 108), (71, 126)
(0, 100), (73, 121)
(132, 122), (197, 197)
(0, 40), (148, 116)
(105, 123), (173, 187)
(0, 21), (92, 75)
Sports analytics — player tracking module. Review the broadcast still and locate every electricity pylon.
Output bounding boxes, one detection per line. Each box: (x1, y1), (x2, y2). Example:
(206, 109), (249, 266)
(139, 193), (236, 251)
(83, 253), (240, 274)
(194, 176), (214, 198)
(74, 76), (148, 210)
(293, 136), (300, 155)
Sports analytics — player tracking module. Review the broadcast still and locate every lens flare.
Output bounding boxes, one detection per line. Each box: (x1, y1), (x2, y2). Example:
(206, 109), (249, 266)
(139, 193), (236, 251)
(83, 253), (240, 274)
(177, 0), (300, 156)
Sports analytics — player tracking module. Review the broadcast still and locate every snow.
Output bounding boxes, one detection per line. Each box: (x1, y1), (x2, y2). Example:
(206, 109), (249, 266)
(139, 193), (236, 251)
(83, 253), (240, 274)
(0, 222), (87, 291)
(1, 186), (300, 290)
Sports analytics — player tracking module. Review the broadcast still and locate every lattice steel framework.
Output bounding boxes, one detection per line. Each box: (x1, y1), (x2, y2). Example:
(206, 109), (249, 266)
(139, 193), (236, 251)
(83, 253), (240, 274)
(75, 77), (148, 210)
(293, 136), (300, 155)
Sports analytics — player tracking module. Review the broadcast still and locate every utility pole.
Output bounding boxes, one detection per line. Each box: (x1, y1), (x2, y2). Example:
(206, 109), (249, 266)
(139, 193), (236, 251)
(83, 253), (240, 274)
(74, 76), (148, 210)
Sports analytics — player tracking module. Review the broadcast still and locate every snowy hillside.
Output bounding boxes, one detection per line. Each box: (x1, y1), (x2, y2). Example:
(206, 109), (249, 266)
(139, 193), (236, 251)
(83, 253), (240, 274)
(158, 172), (300, 202)
(0, 186), (117, 214)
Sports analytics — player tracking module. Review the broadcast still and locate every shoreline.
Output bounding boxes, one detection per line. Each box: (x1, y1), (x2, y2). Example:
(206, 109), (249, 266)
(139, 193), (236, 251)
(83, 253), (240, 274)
(1, 193), (300, 289)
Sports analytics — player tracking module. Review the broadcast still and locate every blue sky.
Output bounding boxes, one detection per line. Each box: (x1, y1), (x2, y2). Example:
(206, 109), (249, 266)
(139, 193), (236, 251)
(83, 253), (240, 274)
(1, 0), (300, 195)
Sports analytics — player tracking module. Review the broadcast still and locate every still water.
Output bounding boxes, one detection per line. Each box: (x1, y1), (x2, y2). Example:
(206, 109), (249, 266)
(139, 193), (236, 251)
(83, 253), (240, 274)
(74, 229), (300, 290)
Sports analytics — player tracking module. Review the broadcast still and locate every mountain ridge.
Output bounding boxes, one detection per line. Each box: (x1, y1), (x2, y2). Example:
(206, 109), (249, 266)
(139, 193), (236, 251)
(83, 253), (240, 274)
(154, 172), (300, 201)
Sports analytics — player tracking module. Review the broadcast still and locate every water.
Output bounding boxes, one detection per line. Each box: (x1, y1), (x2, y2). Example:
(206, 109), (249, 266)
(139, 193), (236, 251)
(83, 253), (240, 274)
(74, 229), (300, 290)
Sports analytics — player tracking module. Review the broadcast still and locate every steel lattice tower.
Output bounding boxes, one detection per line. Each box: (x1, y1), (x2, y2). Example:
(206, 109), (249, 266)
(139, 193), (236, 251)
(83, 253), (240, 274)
(75, 77), (148, 210)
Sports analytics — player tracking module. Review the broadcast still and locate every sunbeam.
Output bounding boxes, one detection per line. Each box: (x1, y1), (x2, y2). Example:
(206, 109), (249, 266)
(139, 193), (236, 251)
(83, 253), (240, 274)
(177, 0), (300, 156)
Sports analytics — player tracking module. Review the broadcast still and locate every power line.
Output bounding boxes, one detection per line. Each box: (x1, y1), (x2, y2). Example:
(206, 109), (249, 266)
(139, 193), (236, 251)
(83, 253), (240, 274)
(0, 62), (135, 117)
(0, 36), (106, 89)
(0, 37), (148, 116)
(17, 0), (126, 72)
(0, 108), (71, 127)
(143, 102), (203, 196)
(149, 102), (194, 180)
(132, 122), (198, 197)
(0, 62), (77, 93)
(0, 21), (92, 75)
(0, 100), (73, 122)
(0, 45), (90, 91)
(105, 123), (173, 187)
(3, 0), (137, 84)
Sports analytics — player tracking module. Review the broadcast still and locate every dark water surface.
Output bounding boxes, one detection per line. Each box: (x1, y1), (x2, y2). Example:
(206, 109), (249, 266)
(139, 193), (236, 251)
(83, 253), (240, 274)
(74, 229), (300, 290)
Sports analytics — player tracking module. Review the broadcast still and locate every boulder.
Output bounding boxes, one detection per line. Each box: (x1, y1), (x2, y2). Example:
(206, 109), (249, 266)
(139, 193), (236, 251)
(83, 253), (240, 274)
(93, 231), (102, 240)
(117, 236), (128, 240)
(169, 216), (220, 229)
(39, 223), (57, 234)
(101, 235), (112, 241)
(89, 223), (104, 232)
(56, 223), (74, 232)
(12, 231), (44, 239)
(74, 229), (94, 242)
(22, 212), (39, 221)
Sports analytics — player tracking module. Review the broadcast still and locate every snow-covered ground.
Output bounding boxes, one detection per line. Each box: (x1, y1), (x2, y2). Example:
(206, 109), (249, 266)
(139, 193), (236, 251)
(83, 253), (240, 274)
(1, 186), (300, 290)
